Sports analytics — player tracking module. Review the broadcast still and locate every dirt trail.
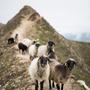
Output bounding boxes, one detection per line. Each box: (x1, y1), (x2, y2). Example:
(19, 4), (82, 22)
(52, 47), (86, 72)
(13, 20), (34, 41)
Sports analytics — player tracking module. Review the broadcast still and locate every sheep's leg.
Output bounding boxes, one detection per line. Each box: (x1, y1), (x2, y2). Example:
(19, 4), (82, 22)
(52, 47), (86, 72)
(19, 49), (20, 53)
(35, 80), (38, 90)
(61, 84), (64, 90)
(22, 50), (24, 55)
(49, 79), (52, 89)
(40, 80), (44, 90)
(56, 84), (60, 90)
(52, 81), (55, 88)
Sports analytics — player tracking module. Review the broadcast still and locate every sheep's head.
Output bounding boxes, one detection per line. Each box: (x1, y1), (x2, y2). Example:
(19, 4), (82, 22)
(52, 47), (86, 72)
(65, 58), (77, 71)
(48, 41), (55, 47)
(32, 40), (37, 44)
(35, 42), (41, 48)
(38, 56), (49, 68)
(8, 38), (15, 44)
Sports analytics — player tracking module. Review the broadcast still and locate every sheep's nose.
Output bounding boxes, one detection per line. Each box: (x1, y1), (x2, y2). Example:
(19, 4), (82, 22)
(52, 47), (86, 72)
(41, 64), (45, 67)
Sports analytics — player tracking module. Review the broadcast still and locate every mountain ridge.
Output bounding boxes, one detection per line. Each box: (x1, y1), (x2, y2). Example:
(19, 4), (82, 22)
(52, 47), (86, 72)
(0, 5), (90, 90)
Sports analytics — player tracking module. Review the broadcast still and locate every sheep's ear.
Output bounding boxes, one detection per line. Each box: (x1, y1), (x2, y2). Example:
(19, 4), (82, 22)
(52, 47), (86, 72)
(32, 40), (36, 44)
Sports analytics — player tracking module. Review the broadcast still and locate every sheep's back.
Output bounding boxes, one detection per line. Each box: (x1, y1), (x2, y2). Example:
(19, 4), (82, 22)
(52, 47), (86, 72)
(37, 45), (47, 56)
(29, 45), (36, 56)
(49, 60), (69, 84)
(20, 38), (32, 47)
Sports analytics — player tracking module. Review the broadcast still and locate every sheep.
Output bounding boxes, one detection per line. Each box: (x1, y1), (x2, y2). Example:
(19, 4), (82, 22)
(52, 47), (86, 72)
(18, 38), (36, 54)
(29, 42), (41, 60)
(37, 40), (55, 57)
(8, 33), (18, 44)
(47, 48), (58, 88)
(28, 56), (50, 90)
(49, 58), (77, 90)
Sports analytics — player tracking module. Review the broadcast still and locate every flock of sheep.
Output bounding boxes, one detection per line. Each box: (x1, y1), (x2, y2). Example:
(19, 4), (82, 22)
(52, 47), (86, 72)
(8, 33), (77, 90)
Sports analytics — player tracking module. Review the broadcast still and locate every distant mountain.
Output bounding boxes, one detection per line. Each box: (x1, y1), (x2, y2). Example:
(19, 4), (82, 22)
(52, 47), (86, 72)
(64, 33), (90, 42)
(0, 5), (90, 90)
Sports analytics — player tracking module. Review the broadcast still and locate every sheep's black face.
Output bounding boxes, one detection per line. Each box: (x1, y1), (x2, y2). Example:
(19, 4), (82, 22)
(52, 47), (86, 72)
(8, 38), (14, 44)
(66, 58), (76, 71)
(32, 40), (37, 44)
(36, 43), (41, 48)
(48, 41), (55, 47)
(39, 56), (49, 68)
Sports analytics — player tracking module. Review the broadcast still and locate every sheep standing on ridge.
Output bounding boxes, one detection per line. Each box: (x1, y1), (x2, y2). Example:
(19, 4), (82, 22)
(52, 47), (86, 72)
(29, 56), (50, 90)
(49, 58), (76, 90)
(18, 38), (36, 54)
(48, 48), (57, 88)
(8, 33), (18, 44)
(29, 42), (41, 60)
(37, 41), (55, 57)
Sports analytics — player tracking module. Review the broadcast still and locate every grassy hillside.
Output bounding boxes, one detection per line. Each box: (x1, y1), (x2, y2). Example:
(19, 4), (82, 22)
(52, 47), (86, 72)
(0, 5), (90, 90)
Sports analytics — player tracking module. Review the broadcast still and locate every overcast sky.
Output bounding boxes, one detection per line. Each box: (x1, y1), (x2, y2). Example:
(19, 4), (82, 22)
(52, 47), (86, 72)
(0, 0), (90, 34)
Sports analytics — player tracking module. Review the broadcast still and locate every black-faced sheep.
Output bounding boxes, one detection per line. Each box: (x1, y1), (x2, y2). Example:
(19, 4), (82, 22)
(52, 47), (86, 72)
(8, 38), (14, 44)
(47, 48), (57, 88)
(8, 34), (18, 44)
(49, 58), (76, 90)
(29, 56), (50, 90)
(29, 42), (41, 60)
(18, 38), (36, 54)
(37, 41), (55, 57)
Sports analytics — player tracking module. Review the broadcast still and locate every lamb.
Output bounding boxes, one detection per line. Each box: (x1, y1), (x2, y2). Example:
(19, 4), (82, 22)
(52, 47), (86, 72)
(37, 40), (55, 57)
(28, 56), (50, 90)
(8, 33), (18, 44)
(49, 58), (77, 90)
(18, 38), (36, 54)
(29, 42), (41, 60)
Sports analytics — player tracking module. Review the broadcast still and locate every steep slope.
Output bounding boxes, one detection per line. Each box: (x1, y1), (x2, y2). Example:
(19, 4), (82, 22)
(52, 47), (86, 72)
(0, 5), (90, 90)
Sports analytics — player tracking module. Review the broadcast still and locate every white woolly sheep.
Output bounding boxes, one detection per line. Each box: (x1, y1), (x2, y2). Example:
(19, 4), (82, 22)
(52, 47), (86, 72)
(18, 38), (36, 54)
(49, 58), (77, 90)
(28, 56), (50, 90)
(37, 41), (55, 57)
(29, 42), (41, 60)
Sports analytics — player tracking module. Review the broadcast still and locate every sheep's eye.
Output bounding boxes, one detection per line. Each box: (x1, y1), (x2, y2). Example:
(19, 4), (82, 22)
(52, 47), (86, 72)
(41, 59), (46, 65)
